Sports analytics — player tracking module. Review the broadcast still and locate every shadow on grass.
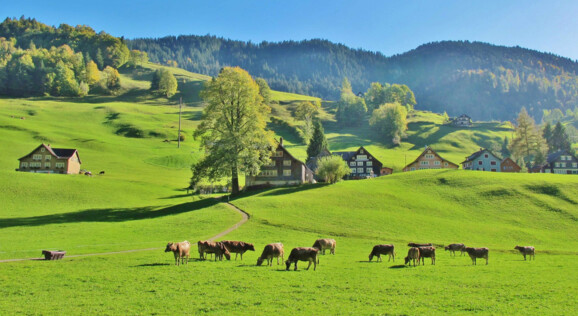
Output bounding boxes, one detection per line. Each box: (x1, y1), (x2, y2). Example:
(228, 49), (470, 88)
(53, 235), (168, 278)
(389, 265), (409, 269)
(258, 184), (328, 197)
(134, 263), (171, 267)
(0, 198), (219, 228)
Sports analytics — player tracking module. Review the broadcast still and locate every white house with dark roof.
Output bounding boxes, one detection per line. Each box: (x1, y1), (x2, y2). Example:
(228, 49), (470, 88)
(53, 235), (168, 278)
(541, 150), (578, 174)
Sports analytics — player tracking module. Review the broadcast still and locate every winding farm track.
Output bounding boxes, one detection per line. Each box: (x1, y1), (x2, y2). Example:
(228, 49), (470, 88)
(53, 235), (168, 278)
(0, 201), (249, 263)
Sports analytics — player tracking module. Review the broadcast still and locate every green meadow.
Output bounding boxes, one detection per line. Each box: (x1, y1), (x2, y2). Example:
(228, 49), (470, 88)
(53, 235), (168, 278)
(1, 65), (577, 314)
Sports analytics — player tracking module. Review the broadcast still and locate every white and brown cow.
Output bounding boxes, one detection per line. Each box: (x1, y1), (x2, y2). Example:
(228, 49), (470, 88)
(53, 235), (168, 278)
(256, 243), (284, 266)
(221, 240), (255, 260)
(285, 247), (319, 271)
(445, 243), (466, 256)
(514, 246), (535, 261)
(404, 247), (420, 267)
(464, 247), (489, 265)
(418, 246), (436, 265)
(165, 240), (191, 266)
(312, 238), (336, 255)
(368, 244), (395, 262)
(197, 240), (231, 261)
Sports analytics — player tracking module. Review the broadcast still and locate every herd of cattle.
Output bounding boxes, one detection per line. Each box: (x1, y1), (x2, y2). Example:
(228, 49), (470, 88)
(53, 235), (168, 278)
(164, 239), (536, 270)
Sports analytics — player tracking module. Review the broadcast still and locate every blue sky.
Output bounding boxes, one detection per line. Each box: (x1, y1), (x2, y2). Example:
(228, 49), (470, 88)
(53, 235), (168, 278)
(4, 0), (578, 60)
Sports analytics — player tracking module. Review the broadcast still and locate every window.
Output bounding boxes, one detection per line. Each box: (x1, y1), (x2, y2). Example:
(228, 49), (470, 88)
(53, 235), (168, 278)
(30, 162), (42, 168)
(357, 161), (364, 166)
(561, 163), (566, 168)
(484, 154), (489, 158)
(260, 170), (278, 177)
(283, 169), (292, 176)
(444, 162), (448, 166)
(434, 161), (441, 165)
(41, 148), (45, 152)
(357, 155), (367, 160)
(357, 168), (364, 173)
(283, 160), (291, 166)
(55, 162), (65, 169)
(360, 149), (364, 154)
(45, 155), (51, 161)
(21, 162), (28, 168)
(366, 168), (372, 174)
(425, 154), (434, 159)
(367, 161), (372, 166)
(267, 159), (276, 167)
(560, 156), (566, 161)
(33, 154), (42, 160)
(410, 167), (416, 171)
(573, 163), (577, 168)
(273, 151), (283, 157)
(555, 163), (560, 168)
(421, 161), (429, 165)
(478, 161), (483, 165)
(350, 161), (356, 167)
(491, 161), (497, 165)
(351, 168), (356, 173)
(45, 163), (51, 168)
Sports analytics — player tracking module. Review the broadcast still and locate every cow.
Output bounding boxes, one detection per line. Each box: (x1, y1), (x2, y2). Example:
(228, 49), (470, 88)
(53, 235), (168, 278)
(464, 247), (489, 265)
(418, 246), (436, 265)
(445, 243), (466, 256)
(407, 242), (432, 248)
(257, 243), (284, 266)
(221, 240), (255, 260)
(514, 246), (535, 261)
(368, 244), (395, 262)
(404, 247), (420, 266)
(99, 170), (105, 175)
(285, 247), (319, 271)
(164, 240), (191, 266)
(197, 241), (231, 261)
(312, 238), (336, 255)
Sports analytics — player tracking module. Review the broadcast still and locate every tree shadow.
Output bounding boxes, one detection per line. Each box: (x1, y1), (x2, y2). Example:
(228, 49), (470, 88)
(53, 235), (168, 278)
(257, 184), (327, 197)
(134, 263), (171, 267)
(0, 198), (219, 228)
(389, 265), (408, 269)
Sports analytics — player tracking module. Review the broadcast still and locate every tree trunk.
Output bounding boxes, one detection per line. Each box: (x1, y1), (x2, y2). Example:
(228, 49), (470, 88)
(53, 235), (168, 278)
(231, 167), (239, 195)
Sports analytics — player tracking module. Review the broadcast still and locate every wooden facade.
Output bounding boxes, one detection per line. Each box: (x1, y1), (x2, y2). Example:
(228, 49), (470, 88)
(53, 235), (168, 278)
(245, 138), (315, 188)
(541, 151), (578, 174)
(500, 157), (521, 173)
(403, 146), (458, 172)
(17, 144), (81, 174)
(453, 114), (472, 127)
(334, 146), (391, 179)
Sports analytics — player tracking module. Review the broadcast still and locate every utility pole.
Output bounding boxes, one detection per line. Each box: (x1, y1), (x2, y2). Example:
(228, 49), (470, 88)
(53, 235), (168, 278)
(178, 97), (182, 149)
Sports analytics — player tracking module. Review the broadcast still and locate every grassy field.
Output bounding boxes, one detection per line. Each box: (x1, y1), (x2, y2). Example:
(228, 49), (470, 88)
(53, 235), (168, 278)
(1, 64), (577, 314)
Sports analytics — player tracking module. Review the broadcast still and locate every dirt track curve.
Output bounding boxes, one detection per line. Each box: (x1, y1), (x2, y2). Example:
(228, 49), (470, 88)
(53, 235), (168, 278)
(0, 201), (249, 263)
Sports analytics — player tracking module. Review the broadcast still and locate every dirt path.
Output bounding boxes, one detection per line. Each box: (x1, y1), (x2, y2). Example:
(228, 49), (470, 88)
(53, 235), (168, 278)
(0, 202), (249, 263)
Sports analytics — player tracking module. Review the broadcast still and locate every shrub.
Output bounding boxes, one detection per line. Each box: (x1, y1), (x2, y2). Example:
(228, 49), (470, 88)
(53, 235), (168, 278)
(316, 155), (350, 184)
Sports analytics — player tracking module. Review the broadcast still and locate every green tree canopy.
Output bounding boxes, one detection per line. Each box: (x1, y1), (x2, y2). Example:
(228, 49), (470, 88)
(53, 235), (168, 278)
(193, 67), (274, 194)
(369, 103), (408, 145)
(509, 107), (547, 165)
(315, 155), (350, 184)
(551, 122), (572, 153)
(306, 119), (329, 160)
(295, 101), (320, 144)
(255, 78), (272, 105)
(151, 69), (178, 98)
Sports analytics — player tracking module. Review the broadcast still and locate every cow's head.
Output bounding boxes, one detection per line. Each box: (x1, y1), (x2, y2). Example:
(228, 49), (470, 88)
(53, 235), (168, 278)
(368, 253), (374, 262)
(247, 243), (255, 251)
(404, 256), (410, 265)
(285, 259), (291, 271)
(165, 243), (175, 252)
(256, 257), (264, 266)
(224, 252), (231, 260)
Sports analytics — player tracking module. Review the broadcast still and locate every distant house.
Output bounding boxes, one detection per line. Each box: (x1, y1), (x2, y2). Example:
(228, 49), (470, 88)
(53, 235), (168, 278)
(500, 157), (521, 173)
(403, 146), (459, 172)
(453, 114), (472, 127)
(541, 150), (578, 174)
(333, 146), (391, 179)
(17, 144), (81, 174)
(461, 148), (501, 172)
(245, 138), (315, 188)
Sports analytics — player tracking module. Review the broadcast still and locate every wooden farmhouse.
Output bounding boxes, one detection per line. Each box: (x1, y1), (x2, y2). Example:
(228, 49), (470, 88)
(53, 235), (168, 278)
(403, 146), (458, 172)
(245, 138), (315, 188)
(453, 114), (472, 127)
(500, 157), (521, 173)
(333, 146), (392, 179)
(541, 150), (578, 174)
(17, 144), (81, 174)
(461, 148), (502, 172)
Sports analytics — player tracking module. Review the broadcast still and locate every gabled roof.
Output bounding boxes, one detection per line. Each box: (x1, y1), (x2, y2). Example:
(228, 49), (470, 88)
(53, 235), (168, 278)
(404, 146), (458, 169)
(546, 150), (576, 164)
(19, 144), (81, 163)
(273, 138), (312, 172)
(461, 148), (500, 164)
(332, 151), (356, 161)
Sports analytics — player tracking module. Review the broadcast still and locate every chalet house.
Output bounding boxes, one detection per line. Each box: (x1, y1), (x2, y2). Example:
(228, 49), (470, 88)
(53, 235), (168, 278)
(500, 157), (521, 173)
(541, 150), (578, 174)
(403, 146), (459, 172)
(17, 144), (81, 174)
(453, 114), (472, 127)
(461, 148), (501, 172)
(245, 138), (315, 188)
(333, 146), (391, 179)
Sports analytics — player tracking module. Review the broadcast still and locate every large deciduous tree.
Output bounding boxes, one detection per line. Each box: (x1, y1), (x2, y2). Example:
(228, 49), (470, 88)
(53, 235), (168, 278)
(509, 107), (547, 165)
(315, 155), (350, 184)
(369, 103), (408, 145)
(295, 100), (320, 144)
(193, 67), (273, 194)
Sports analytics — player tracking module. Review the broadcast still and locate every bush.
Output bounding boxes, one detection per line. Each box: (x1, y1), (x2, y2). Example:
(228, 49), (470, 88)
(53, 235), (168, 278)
(316, 155), (350, 184)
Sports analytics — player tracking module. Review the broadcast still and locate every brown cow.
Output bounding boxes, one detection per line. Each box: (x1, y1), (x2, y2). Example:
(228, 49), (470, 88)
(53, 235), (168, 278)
(285, 247), (319, 271)
(404, 247), (420, 266)
(418, 246), (436, 265)
(408, 242), (432, 248)
(368, 244), (395, 262)
(464, 247), (489, 265)
(221, 240), (255, 260)
(256, 243), (284, 266)
(445, 243), (466, 256)
(514, 246), (535, 261)
(197, 241), (231, 261)
(165, 240), (191, 266)
(312, 238), (336, 255)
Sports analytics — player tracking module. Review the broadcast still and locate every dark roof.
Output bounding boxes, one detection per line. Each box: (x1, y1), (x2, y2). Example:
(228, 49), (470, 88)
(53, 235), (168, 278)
(461, 148), (500, 164)
(19, 144), (80, 163)
(332, 151), (356, 161)
(546, 150), (576, 164)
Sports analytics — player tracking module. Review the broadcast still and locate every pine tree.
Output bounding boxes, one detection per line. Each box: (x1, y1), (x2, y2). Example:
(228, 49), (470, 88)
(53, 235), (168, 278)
(542, 122), (553, 153)
(307, 120), (329, 160)
(552, 122), (572, 152)
(501, 136), (510, 158)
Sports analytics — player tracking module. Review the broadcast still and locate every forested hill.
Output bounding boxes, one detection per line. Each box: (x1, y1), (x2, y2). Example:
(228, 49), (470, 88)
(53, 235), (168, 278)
(128, 36), (578, 121)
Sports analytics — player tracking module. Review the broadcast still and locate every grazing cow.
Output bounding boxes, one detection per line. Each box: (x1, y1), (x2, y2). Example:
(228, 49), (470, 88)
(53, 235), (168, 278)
(312, 238), (336, 255)
(408, 242), (432, 248)
(197, 241), (231, 261)
(464, 247), (489, 265)
(445, 243), (466, 256)
(165, 240), (191, 266)
(221, 240), (255, 260)
(257, 243), (284, 266)
(418, 246), (436, 265)
(285, 247), (319, 271)
(514, 246), (535, 261)
(99, 171), (105, 175)
(404, 247), (420, 266)
(368, 244), (395, 262)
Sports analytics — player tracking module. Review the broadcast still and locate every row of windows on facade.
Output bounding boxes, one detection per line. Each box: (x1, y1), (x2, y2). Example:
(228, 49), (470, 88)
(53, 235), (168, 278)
(559, 156), (575, 161)
(259, 169), (292, 177)
(267, 159), (292, 167)
(350, 161), (373, 167)
(32, 154), (78, 163)
(554, 162), (578, 168)
(21, 162), (66, 168)
(420, 161), (448, 166)
(351, 167), (373, 174)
